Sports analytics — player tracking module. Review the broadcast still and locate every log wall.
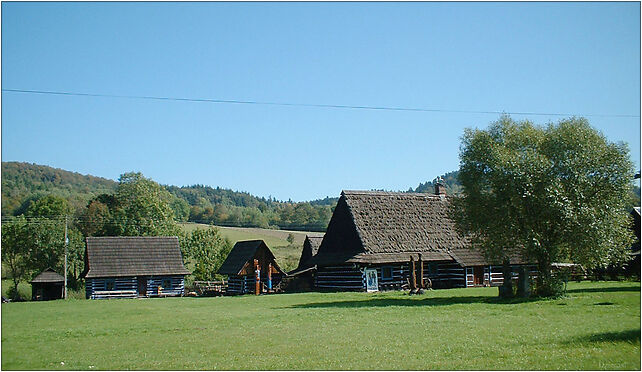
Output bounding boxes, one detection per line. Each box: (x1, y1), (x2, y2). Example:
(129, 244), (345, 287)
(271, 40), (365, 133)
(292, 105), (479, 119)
(226, 274), (283, 295)
(315, 265), (364, 290)
(86, 275), (185, 299)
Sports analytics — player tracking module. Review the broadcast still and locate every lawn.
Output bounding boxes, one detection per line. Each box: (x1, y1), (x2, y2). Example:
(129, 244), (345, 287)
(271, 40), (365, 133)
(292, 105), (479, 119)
(180, 223), (321, 271)
(1, 281), (639, 370)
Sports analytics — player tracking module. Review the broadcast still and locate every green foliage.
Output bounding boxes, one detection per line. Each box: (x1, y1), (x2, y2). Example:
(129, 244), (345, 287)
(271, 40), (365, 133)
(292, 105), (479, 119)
(1, 214), (85, 298)
(181, 228), (232, 281)
(169, 184), (333, 231)
(1, 162), (117, 216)
(25, 194), (73, 218)
(412, 170), (463, 195)
(1, 282), (639, 370)
(451, 116), (636, 297)
(1, 217), (31, 300)
(81, 172), (182, 237)
(169, 197), (190, 222)
(286, 233), (295, 245)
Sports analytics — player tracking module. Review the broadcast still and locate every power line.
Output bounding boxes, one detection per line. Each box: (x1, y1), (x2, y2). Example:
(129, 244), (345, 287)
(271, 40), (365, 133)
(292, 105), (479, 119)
(3, 88), (639, 119)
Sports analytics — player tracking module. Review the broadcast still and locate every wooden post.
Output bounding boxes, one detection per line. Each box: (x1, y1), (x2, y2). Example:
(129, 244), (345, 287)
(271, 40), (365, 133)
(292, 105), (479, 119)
(254, 259), (260, 295)
(267, 263), (273, 292)
(418, 253), (424, 289)
(409, 256), (416, 291)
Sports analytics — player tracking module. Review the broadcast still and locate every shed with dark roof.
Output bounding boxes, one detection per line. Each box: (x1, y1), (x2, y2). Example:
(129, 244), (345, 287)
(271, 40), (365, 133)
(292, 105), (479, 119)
(218, 240), (285, 294)
(82, 236), (190, 299)
(311, 188), (532, 291)
(31, 268), (64, 301)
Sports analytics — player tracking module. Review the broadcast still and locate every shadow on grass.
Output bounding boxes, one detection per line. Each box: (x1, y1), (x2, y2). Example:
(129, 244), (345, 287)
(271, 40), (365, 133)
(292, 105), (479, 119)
(566, 329), (641, 344)
(565, 285), (640, 294)
(285, 294), (543, 309)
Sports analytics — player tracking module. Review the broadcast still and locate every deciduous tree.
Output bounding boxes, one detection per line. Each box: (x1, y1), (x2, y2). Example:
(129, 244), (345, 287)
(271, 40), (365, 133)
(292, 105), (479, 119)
(451, 116), (635, 297)
(182, 228), (232, 281)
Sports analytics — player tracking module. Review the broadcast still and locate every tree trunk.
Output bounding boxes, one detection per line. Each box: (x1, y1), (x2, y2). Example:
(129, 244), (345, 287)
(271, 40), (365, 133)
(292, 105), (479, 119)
(11, 277), (20, 301)
(516, 265), (530, 298)
(536, 255), (561, 297)
(498, 259), (513, 298)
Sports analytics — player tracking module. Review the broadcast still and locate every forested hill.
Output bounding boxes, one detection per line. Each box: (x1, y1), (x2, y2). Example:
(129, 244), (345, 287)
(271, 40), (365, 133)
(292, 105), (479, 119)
(2, 161), (464, 231)
(1, 162), (340, 231)
(408, 170), (462, 195)
(1, 162), (118, 216)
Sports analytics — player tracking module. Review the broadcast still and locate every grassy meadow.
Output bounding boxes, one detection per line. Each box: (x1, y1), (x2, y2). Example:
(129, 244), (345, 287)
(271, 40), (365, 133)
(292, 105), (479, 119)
(180, 223), (320, 271)
(1, 281), (639, 370)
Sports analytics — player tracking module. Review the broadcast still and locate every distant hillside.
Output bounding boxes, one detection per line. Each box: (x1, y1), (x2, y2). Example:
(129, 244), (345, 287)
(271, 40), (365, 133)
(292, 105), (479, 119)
(409, 170), (462, 195)
(0, 162), (336, 231)
(1, 162), (117, 215)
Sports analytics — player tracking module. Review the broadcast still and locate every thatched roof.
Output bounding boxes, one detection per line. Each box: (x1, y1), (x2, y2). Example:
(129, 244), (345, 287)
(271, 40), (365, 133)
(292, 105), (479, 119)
(31, 268), (64, 284)
(311, 190), (501, 266)
(83, 237), (190, 279)
(218, 240), (284, 276)
(312, 191), (463, 265)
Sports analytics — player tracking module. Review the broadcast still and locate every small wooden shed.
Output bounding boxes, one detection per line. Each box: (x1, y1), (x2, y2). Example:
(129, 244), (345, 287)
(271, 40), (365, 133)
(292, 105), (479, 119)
(31, 268), (64, 301)
(218, 240), (285, 295)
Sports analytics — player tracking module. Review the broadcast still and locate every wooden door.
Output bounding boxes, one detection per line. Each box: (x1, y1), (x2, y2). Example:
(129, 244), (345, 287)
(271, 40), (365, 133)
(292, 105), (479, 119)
(137, 277), (147, 296)
(473, 266), (484, 286)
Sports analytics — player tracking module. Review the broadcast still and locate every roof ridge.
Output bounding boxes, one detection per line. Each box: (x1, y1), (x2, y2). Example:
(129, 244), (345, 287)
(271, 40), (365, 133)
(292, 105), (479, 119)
(342, 190), (440, 197)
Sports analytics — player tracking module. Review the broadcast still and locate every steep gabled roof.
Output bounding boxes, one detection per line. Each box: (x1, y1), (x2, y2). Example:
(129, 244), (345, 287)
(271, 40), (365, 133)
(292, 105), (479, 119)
(31, 268), (64, 284)
(218, 240), (284, 276)
(83, 236), (190, 279)
(295, 235), (324, 270)
(312, 191), (461, 265)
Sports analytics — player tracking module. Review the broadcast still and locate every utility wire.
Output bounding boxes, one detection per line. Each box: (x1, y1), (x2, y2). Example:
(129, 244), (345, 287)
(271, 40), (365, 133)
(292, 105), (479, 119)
(3, 88), (639, 119)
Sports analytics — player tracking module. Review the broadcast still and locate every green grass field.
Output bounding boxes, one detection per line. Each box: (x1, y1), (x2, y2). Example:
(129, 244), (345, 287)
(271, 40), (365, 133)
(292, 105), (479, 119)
(2, 281), (639, 370)
(180, 223), (321, 271)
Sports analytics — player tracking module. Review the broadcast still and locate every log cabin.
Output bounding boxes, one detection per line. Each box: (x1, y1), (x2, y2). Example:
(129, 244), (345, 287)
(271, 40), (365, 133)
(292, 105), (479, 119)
(308, 185), (534, 291)
(82, 236), (190, 299)
(218, 240), (285, 295)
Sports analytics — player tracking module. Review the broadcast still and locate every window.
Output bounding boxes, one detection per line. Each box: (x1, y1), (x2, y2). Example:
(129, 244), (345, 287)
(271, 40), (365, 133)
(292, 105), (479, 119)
(162, 278), (172, 289)
(381, 266), (393, 280)
(105, 279), (115, 291)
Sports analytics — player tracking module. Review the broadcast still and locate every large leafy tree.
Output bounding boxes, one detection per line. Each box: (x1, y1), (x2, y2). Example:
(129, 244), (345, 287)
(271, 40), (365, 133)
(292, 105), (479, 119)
(181, 228), (232, 281)
(451, 116), (635, 297)
(113, 172), (181, 236)
(2, 217), (31, 300)
(82, 172), (181, 237)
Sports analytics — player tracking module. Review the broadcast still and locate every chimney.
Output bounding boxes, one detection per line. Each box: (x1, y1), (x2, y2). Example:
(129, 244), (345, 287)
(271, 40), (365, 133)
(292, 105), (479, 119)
(434, 182), (447, 196)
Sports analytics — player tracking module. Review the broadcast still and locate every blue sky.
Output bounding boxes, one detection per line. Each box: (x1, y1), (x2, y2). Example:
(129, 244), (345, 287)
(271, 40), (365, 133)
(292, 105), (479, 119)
(2, 2), (640, 201)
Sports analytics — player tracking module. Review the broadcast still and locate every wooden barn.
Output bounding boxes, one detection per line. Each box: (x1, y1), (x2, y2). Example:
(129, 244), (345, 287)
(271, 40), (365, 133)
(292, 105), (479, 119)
(82, 236), (190, 299)
(308, 186), (533, 291)
(31, 268), (64, 301)
(218, 240), (285, 295)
